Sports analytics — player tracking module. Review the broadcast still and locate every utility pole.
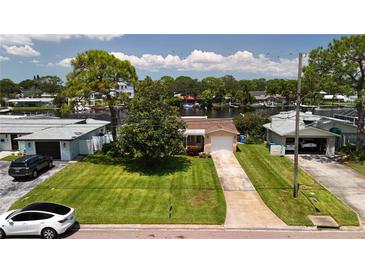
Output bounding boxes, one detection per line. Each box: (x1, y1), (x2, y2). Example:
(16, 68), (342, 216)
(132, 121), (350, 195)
(293, 52), (303, 198)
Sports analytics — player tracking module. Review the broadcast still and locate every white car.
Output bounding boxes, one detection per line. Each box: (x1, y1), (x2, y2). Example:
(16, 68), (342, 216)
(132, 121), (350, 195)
(0, 202), (75, 239)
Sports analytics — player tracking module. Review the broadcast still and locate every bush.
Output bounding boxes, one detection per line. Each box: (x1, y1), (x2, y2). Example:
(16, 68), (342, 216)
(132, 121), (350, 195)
(186, 146), (201, 156)
(349, 151), (365, 162)
(198, 152), (211, 158)
(339, 144), (357, 155)
(59, 104), (72, 117)
(102, 142), (120, 158)
(233, 110), (269, 143)
(244, 135), (264, 144)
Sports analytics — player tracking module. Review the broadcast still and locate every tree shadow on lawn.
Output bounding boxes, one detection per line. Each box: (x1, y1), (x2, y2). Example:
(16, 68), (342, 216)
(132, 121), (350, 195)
(82, 154), (192, 176)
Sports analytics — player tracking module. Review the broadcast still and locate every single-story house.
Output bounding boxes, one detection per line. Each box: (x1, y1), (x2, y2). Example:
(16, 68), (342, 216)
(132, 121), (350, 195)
(182, 116), (239, 153)
(0, 116), (111, 160)
(322, 94), (355, 102)
(8, 98), (54, 107)
(249, 91), (286, 105)
(312, 116), (358, 147)
(264, 111), (339, 156)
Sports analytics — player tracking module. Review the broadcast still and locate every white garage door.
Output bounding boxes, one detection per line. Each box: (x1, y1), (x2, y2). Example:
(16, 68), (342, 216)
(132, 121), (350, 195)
(211, 136), (233, 152)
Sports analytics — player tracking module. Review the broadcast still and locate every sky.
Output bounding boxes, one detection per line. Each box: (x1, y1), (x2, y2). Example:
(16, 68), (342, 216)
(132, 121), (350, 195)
(0, 34), (346, 83)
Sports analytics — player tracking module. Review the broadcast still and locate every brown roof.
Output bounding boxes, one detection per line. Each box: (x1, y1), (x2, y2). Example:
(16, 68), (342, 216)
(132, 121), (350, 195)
(183, 118), (239, 135)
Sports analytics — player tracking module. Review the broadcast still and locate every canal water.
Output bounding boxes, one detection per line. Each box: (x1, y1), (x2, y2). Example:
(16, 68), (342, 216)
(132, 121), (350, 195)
(3, 106), (353, 121)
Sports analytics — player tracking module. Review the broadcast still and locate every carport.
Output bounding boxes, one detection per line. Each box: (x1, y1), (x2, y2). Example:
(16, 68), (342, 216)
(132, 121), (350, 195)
(264, 119), (339, 157)
(285, 137), (327, 154)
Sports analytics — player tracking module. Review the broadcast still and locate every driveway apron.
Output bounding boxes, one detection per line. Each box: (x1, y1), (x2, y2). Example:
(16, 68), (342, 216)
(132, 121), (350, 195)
(211, 151), (286, 228)
(287, 154), (365, 225)
(0, 161), (69, 213)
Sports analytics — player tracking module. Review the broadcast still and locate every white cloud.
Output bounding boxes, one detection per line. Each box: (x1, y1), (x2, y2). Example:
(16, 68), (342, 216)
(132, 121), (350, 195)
(0, 55), (10, 62)
(2, 45), (40, 57)
(0, 34), (122, 46)
(111, 49), (301, 77)
(83, 34), (123, 41)
(48, 57), (74, 67)
(0, 34), (77, 46)
(30, 59), (40, 64)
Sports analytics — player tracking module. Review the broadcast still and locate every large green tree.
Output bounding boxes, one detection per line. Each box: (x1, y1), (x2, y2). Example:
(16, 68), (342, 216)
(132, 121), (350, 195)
(305, 35), (365, 150)
(201, 77), (225, 102)
(65, 50), (138, 139)
(116, 79), (185, 160)
(0, 78), (19, 98)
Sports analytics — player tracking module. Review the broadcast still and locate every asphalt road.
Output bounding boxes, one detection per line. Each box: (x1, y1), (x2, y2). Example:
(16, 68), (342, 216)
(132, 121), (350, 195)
(63, 228), (365, 239)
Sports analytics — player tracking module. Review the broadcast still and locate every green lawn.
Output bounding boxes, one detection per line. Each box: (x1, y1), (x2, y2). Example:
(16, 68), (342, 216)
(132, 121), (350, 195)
(1, 155), (21, 161)
(235, 144), (359, 226)
(346, 161), (365, 177)
(11, 154), (226, 224)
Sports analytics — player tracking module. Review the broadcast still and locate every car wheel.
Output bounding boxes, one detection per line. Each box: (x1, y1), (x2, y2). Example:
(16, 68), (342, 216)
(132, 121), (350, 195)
(0, 229), (5, 239)
(41, 228), (57, 239)
(48, 161), (53, 169)
(32, 169), (38, 178)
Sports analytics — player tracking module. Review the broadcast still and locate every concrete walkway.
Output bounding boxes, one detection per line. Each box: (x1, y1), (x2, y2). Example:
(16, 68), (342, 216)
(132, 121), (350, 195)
(211, 151), (286, 228)
(0, 151), (13, 159)
(287, 154), (365, 225)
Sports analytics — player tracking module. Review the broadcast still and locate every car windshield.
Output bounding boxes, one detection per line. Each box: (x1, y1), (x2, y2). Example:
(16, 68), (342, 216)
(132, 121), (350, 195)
(6, 209), (20, 220)
(10, 162), (26, 167)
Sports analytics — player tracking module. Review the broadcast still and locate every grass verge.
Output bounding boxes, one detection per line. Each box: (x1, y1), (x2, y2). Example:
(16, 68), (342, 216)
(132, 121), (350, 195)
(1, 155), (21, 161)
(235, 144), (359, 226)
(346, 161), (365, 177)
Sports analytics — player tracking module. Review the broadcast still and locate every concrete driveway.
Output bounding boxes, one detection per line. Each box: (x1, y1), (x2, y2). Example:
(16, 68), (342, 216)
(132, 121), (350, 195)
(211, 151), (286, 228)
(287, 154), (365, 225)
(0, 160), (69, 213)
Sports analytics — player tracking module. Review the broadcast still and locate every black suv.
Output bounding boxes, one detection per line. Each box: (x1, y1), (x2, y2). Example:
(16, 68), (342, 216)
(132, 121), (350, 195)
(8, 155), (53, 179)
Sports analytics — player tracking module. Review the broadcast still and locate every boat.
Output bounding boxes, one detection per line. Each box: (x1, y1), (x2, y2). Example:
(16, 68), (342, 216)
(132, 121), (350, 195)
(228, 102), (239, 108)
(0, 107), (13, 113)
(183, 103), (194, 109)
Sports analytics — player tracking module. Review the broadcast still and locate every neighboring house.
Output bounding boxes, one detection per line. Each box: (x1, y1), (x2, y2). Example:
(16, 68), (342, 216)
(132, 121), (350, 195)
(313, 116), (358, 147)
(110, 81), (135, 98)
(249, 91), (286, 105)
(8, 98), (54, 107)
(322, 94), (355, 102)
(0, 116), (111, 160)
(16, 88), (43, 99)
(41, 92), (56, 98)
(264, 111), (339, 156)
(182, 116), (239, 153)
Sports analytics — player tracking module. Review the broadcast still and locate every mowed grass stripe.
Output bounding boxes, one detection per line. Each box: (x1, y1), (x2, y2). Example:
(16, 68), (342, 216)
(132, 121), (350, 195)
(11, 155), (226, 224)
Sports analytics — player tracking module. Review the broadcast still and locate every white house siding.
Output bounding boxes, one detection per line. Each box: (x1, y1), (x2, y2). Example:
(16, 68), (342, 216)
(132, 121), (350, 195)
(70, 139), (80, 159)
(316, 120), (357, 147)
(326, 137), (336, 157)
(79, 139), (94, 155)
(0, 134), (11, 150)
(267, 131), (286, 145)
(18, 140), (36, 155)
(60, 140), (79, 161)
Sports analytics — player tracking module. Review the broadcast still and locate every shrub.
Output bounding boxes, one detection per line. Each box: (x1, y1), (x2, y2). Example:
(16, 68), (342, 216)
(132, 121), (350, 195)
(186, 146), (200, 156)
(198, 152), (211, 158)
(59, 103), (72, 117)
(233, 110), (269, 143)
(102, 142), (120, 158)
(339, 144), (357, 155)
(349, 151), (365, 162)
